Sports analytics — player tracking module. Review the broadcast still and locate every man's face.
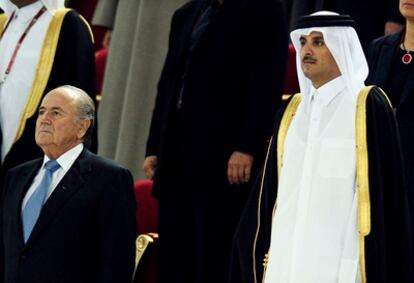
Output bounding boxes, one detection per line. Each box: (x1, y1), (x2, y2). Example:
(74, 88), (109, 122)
(400, 0), (414, 19)
(300, 31), (341, 88)
(10, 0), (38, 8)
(35, 89), (87, 159)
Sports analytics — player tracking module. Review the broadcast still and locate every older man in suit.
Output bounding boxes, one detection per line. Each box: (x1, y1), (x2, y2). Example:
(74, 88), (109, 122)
(0, 86), (136, 283)
(0, 0), (97, 189)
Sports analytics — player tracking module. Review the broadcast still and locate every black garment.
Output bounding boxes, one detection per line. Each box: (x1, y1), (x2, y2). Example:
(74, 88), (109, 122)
(230, 88), (413, 283)
(145, 0), (288, 282)
(385, 47), (414, 105)
(366, 30), (414, 224)
(0, 10), (97, 188)
(0, 149), (136, 283)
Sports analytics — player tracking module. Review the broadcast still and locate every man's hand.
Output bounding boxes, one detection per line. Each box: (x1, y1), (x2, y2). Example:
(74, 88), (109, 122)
(227, 151), (254, 185)
(102, 30), (112, 49)
(143, 156), (157, 179)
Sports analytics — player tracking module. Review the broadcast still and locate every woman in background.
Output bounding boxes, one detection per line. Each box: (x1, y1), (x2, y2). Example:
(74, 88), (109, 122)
(366, 0), (414, 229)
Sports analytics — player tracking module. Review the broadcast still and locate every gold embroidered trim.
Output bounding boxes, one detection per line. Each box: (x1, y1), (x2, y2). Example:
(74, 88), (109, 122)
(253, 94), (302, 283)
(14, 8), (70, 143)
(277, 94), (302, 176)
(0, 14), (6, 32)
(79, 14), (94, 43)
(356, 86), (373, 283)
(252, 135), (273, 283)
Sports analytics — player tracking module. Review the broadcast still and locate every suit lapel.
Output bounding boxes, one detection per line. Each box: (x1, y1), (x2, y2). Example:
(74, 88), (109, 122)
(373, 33), (400, 88)
(25, 150), (92, 245)
(9, 160), (43, 245)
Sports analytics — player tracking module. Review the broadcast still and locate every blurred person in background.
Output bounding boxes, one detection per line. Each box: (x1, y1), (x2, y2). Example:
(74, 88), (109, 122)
(143, 0), (289, 282)
(366, 0), (414, 231)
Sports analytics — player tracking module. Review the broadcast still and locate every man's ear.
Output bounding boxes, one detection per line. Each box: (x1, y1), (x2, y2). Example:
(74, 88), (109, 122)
(77, 119), (91, 139)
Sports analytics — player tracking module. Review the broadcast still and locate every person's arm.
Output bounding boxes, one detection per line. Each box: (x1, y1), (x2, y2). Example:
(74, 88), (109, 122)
(96, 167), (136, 283)
(227, 152), (254, 185)
(228, 0), (288, 184)
(143, 155), (157, 180)
(145, 10), (181, 158)
(101, 30), (112, 49)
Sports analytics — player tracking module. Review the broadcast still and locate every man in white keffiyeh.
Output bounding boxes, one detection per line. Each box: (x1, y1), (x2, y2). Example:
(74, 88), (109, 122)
(230, 11), (413, 283)
(264, 11), (366, 282)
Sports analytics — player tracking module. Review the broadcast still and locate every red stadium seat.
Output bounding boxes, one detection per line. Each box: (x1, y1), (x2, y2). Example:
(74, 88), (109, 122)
(134, 179), (158, 234)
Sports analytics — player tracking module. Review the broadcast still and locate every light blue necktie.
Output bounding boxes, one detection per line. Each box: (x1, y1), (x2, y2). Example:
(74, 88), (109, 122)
(22, 160), (60, 242)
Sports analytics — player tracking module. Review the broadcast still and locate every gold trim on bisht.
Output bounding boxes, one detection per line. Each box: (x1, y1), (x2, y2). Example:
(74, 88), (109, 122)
(277, 93), (302, 176)
(356, 86), (392, 283)
(14, 8), (70, 144)
(252, 134), (273, 283)
(0, 14), (6, 32)
(79, 14), (94, 43)
(356, 86), (371, 283)
(253, 94), (302, 283)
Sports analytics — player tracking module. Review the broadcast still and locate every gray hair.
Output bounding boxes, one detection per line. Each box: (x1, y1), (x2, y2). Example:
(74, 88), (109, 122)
(58, 85), (95, 147)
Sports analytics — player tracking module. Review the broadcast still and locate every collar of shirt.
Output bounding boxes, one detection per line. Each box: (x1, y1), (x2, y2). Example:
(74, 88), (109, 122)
(308, 76), (346, 107)
(12, 1), (44, 24)
(22, 143), (84, 211)
(42, 143), (84, 174)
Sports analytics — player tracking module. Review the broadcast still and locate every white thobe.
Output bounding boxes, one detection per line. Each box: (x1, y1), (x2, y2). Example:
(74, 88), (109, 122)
(0, 1), (52, 162)
(264, 76), (360, 283)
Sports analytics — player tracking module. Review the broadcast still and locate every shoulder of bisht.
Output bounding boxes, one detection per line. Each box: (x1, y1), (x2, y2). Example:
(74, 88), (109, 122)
(355, 85), (394, 283)
(14, 8), (71, 144)
(355, 85), (373, 283)
(277, 93), (302, 175)
(0, 12), (7, 31)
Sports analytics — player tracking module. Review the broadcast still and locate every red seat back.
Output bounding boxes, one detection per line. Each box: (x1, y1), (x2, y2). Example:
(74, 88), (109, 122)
(283, 43), (300, 94)
(95, 47), (108, 95)
(134, 179), (158, 234)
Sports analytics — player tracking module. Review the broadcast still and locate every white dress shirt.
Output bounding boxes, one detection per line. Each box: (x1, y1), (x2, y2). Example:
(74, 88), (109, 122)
(0, 1), (53, 162)
(264, 76), (360, 283)
(22, 143), (84, 211)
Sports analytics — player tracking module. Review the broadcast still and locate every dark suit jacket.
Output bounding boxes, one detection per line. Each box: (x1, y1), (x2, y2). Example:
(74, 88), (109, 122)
(0, 148), (136, 283)
(366, 30), (414, 221)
